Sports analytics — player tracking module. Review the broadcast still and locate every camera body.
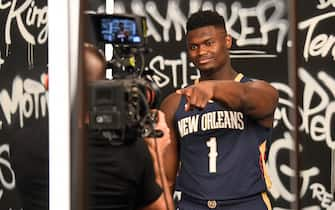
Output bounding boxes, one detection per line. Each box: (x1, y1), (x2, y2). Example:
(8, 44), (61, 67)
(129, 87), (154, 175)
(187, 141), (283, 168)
(89, 78), (158, 130)
(88, 77), (159, 143)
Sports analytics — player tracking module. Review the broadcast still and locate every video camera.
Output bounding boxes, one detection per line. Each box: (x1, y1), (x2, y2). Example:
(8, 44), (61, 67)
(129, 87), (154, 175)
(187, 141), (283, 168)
(88, 13), (161, 144)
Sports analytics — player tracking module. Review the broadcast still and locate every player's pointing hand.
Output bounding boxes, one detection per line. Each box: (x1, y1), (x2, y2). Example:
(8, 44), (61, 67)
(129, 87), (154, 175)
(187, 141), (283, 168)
(176, 81), (215, 112)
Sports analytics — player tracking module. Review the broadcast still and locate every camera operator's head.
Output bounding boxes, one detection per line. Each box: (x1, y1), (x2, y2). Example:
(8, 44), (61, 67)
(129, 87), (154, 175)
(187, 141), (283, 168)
(83, 42), (106, 82)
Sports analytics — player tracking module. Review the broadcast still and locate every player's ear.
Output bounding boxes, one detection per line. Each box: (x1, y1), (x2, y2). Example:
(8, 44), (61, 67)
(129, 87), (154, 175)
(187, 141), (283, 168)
(225, 35), (232, 49)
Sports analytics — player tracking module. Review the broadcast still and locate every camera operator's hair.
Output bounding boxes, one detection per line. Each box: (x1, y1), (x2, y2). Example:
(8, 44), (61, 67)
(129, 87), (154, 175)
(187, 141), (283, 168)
(186, 10), (226, 33)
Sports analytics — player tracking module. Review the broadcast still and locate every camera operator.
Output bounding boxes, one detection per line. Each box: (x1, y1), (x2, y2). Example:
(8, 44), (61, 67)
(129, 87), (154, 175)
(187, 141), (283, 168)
(83, 43), (174, 210)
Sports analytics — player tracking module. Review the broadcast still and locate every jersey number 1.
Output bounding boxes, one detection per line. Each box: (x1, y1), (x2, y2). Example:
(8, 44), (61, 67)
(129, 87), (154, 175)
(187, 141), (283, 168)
(206, 137), (218, 173)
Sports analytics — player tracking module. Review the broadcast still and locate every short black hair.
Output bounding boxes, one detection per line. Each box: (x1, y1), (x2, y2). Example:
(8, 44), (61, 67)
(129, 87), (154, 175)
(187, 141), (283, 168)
(186, 10), (226, 33)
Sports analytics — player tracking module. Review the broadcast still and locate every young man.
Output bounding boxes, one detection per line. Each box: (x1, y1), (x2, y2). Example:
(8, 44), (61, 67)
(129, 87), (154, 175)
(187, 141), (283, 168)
(115, 22), (130, 44)
(84, 43), (174, 210)
(160, 10), (279, 209)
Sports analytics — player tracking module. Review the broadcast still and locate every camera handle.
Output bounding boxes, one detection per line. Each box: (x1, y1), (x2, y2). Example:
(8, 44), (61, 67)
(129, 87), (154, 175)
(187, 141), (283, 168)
(149, 129), (163, 138)
(142, 111), (164, 138)
(149, 110), (164, 138)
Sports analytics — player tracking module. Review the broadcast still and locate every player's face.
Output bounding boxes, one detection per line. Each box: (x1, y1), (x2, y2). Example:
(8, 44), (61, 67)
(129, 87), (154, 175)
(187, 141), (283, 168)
(186, 25), (232, 73)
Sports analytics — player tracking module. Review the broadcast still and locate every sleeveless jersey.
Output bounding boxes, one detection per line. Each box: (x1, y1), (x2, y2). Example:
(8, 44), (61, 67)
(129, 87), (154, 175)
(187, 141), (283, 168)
(174, 74), (272, 201)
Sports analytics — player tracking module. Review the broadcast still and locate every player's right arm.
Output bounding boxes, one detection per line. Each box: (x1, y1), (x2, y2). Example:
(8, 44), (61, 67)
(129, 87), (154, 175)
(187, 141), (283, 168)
(159, 92), (181, 193)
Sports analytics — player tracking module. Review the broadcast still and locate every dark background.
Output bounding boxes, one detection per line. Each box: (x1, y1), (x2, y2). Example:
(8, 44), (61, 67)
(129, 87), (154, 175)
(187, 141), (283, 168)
(0, 0), (334, 209)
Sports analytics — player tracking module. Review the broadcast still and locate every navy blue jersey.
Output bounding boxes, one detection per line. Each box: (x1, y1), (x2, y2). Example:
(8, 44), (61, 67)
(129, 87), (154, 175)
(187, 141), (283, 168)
(174, 74), (272, 201)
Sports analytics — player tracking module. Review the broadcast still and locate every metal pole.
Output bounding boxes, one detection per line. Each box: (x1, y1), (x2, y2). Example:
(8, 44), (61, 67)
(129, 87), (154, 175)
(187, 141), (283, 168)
(49, 0), (71, 209)
(287, 0), (301, 209)
(71, 0), (88, 209)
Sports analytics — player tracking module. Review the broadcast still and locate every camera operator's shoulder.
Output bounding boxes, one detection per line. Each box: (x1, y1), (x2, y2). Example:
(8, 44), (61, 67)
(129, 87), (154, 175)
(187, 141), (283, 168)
(160, 92), (181, 118)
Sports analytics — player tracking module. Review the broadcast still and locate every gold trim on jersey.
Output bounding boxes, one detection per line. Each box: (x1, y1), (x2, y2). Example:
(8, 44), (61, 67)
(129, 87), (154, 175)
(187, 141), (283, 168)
(261, 192), (272, 210)
(234, 73), (244, 82)
(259, 141), (272, 190)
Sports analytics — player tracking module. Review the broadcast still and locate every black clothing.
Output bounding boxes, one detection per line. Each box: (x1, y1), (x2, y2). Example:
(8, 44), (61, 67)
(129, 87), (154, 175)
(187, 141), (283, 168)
(88, 130), (162, 210)
(10, 118), (49, 210)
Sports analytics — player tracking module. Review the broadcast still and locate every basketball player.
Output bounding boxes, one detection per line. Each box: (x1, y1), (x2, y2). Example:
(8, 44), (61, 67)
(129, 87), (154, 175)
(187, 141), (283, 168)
(160, 10), (279, 210)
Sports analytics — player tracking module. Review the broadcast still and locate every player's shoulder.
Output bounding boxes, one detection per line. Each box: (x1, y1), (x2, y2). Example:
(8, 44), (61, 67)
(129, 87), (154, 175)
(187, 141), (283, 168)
(247, 78), (278, 94)
(241, 75), (276, 89)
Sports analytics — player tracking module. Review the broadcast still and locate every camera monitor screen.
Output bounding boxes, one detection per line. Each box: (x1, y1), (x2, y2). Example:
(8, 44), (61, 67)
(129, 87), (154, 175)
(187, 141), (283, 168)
(91, 14), (146, 46)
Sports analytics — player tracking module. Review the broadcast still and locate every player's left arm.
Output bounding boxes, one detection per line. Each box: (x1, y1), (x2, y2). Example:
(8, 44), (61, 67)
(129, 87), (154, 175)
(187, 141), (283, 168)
(176, 80), (279, 128)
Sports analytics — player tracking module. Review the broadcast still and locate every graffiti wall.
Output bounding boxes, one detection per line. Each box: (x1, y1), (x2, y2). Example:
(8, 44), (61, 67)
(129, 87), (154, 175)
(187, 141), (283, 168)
(0, 0), (48, 209)
(0, 0), (334, 209)
(108, 0), (334, 209)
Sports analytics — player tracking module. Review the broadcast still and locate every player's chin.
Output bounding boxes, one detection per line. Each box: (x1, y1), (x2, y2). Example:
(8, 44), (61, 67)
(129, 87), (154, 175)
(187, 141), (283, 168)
(197, 63), (216, 71)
